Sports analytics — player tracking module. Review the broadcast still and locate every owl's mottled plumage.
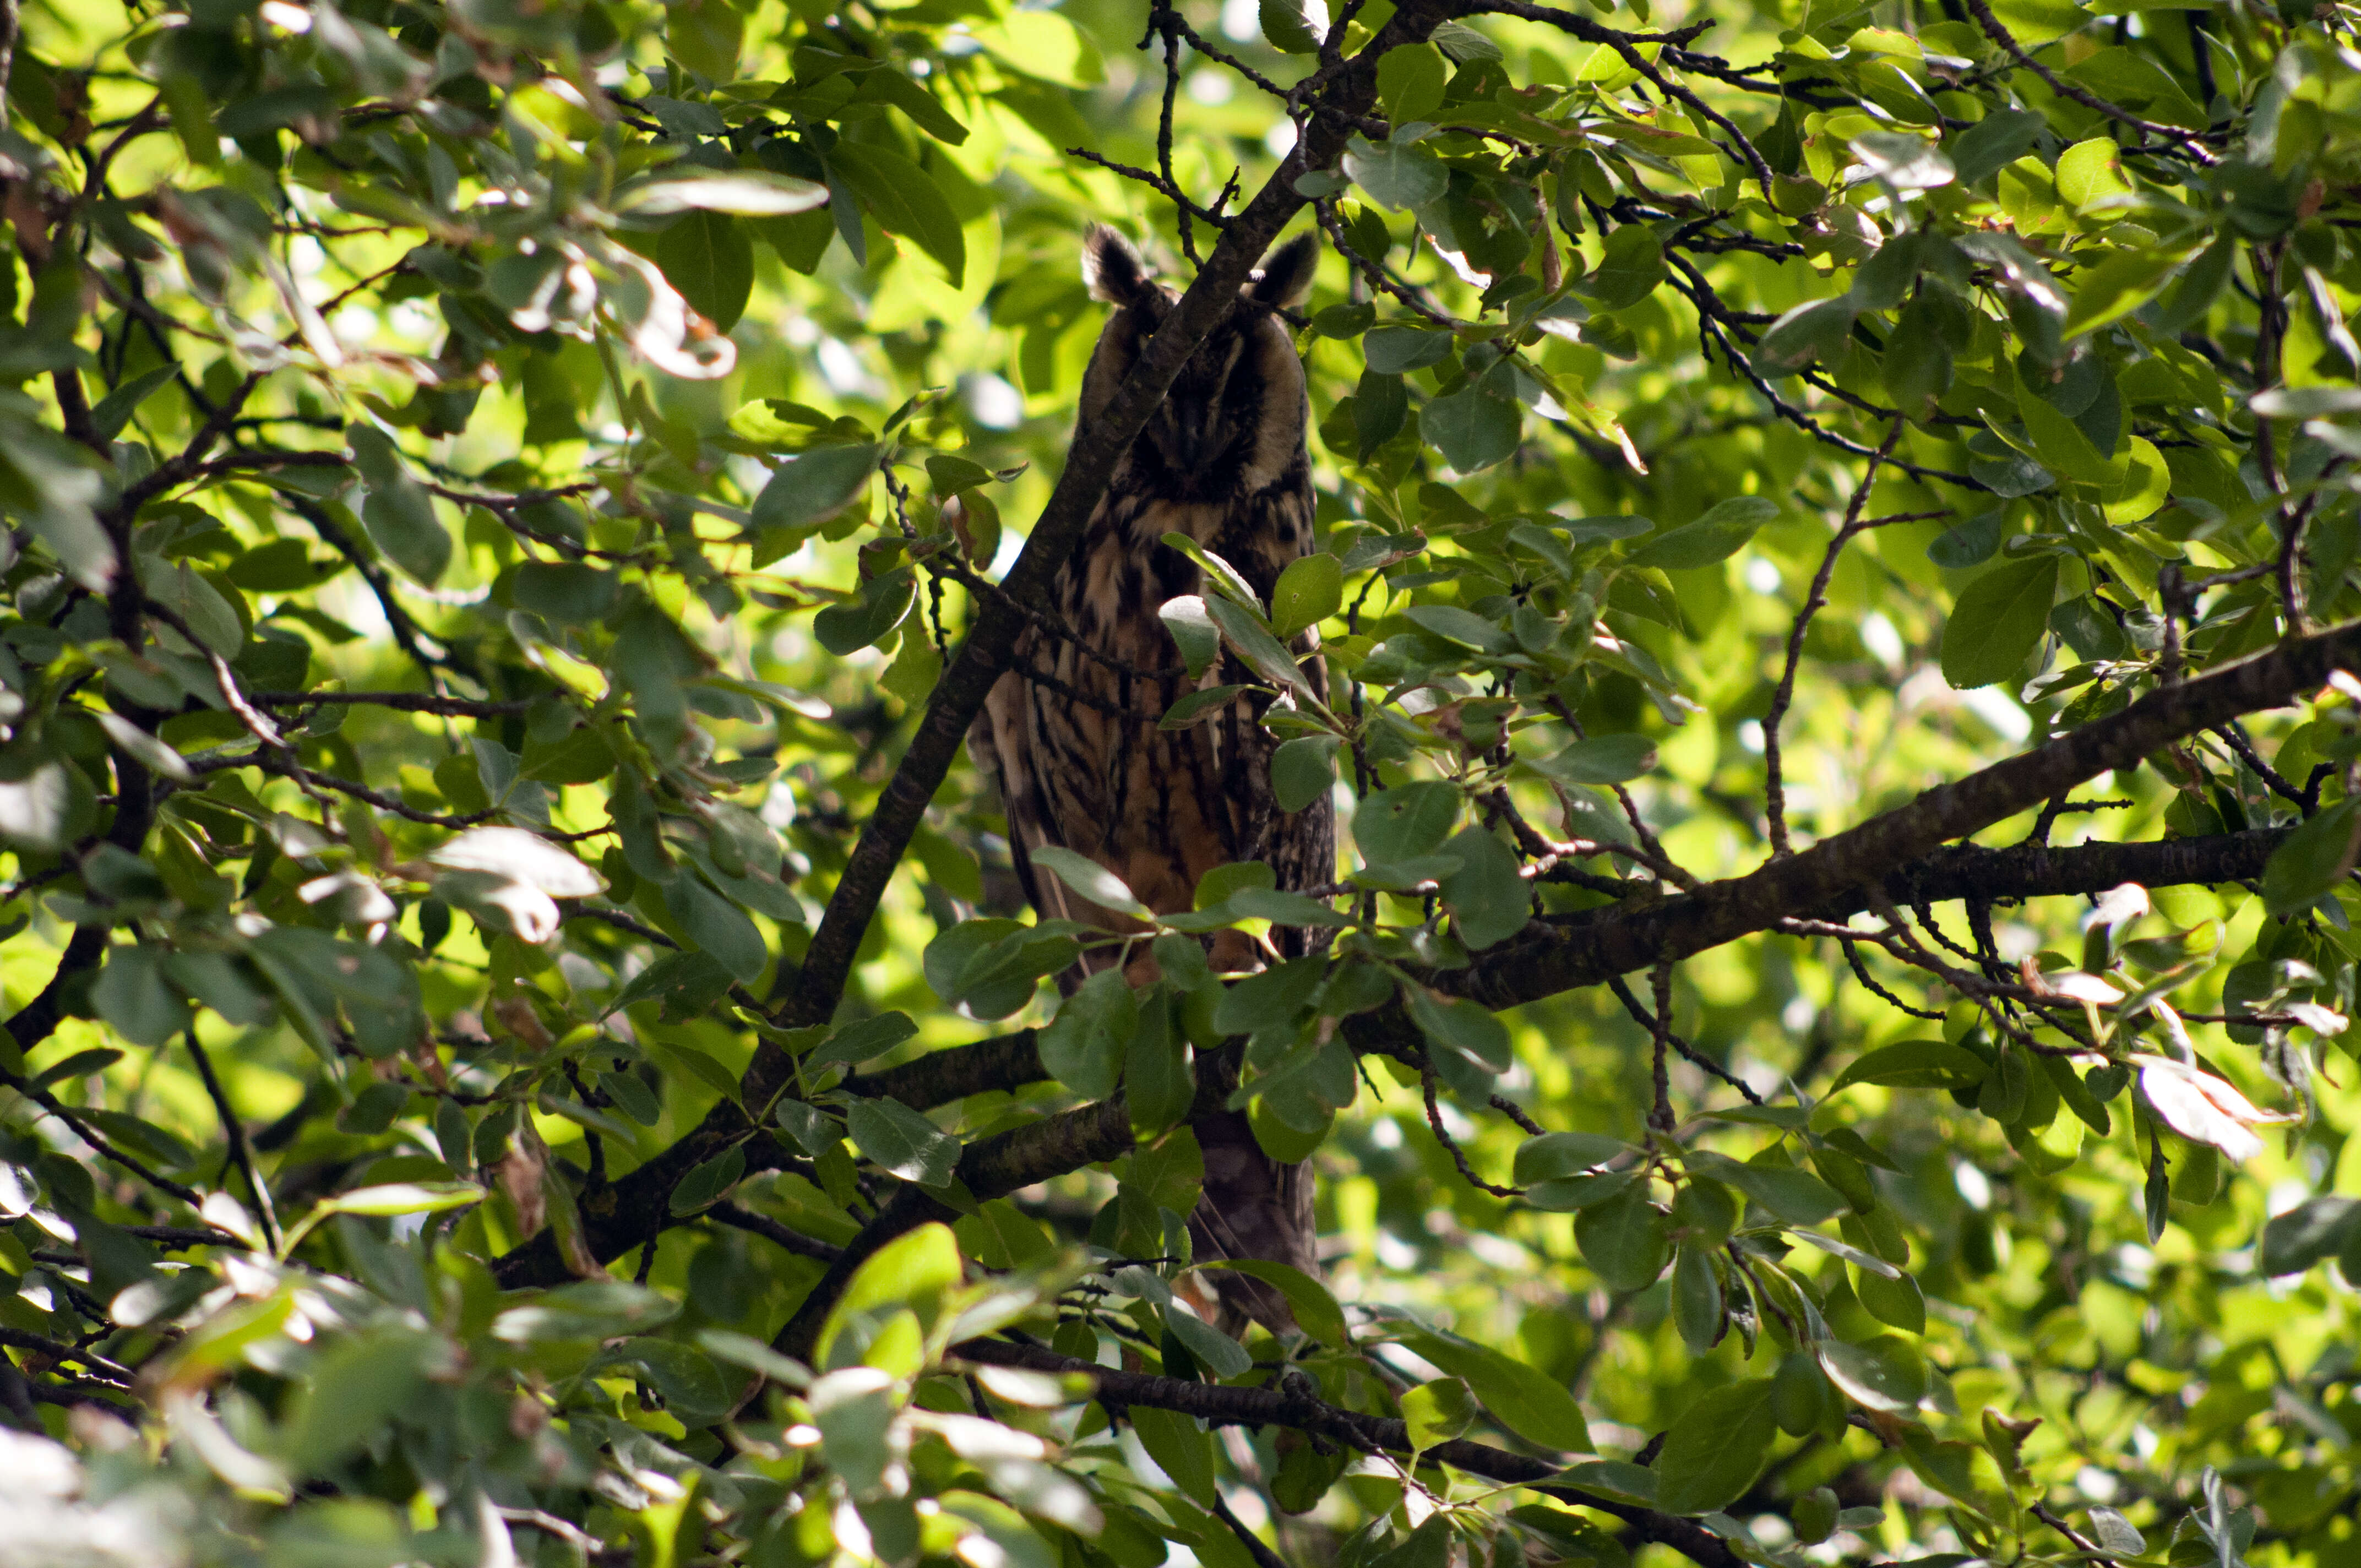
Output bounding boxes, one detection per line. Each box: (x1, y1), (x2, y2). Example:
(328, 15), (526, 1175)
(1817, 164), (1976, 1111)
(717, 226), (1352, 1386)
(969, 225), (1331, 1335)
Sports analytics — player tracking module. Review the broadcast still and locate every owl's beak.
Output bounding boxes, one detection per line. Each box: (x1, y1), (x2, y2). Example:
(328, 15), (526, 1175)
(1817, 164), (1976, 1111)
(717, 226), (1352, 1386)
(1157, 404), (1217, 467)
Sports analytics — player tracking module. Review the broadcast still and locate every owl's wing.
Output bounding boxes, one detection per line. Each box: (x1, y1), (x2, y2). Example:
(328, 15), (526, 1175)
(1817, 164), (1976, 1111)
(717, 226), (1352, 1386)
(969, 670), (1045, 918)
(970, 650), (1125, 989)
(1185, 1107), (1319, 1337)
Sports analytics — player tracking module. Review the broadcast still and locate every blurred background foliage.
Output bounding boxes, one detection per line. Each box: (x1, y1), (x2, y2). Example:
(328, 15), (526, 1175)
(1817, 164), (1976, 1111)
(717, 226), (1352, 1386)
(0, 0), (2359, 1561)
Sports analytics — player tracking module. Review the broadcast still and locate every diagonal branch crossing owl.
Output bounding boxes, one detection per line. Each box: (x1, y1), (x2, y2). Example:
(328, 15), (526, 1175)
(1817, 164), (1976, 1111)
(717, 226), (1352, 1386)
(969, 225), (1334, 1336)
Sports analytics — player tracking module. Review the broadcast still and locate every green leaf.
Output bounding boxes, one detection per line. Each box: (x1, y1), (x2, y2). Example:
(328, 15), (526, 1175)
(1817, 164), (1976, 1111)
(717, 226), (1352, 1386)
(1027, 846), (1152, 918)
(2011, 368), (2115, 483)
(1200, 1259), (1349, 1348)
(1259, 0), (1324, 52)
(2065, 248), (2180, 338)
(1829, 1039), (1993, 1092)
(2261, 799), (2361, 916)
(618, 168), (830, 216)
(1371, 1516), (1454, 1568)
(1038, 967), (1137, 1101)
(653, 210), (754, 334)
(1852, 131), (1954, 190)
(1357, 369), (1408, 456)
(1928, 510), (2004, 569)
(1574, 1184), (1669, 1291)
(1377, 43), (1448, 127)
(1818, 1335), (1926, 1413)
(1344, 132), (1448, 211)
(1270, 734), (1340, 814)
(664, 871), (769, 982)
(1213, 955), (1325, 1033)
(669, 1144), (748, 1215)
(1160, 533), (1263, 608)
(1525, 1170), (1638, 1211)
(1580, 225), (1666, 311)
(1130, 1406), (1217, 1505)
(89, 366), (179, 443)
(1652, 1379), (1776, 1515)
(1420, 373), (1522, 473)
(1401, 1376), (1478, 1452)
(1354, 781), (1461, 862)
(1854, 1261), (1927, 1333)
(280, 1182), (481, 1255)
(2258, 1195), (2361, 1275)
(1671, 1245), (1722, 1352)
(753, 443), (880, 532)
(1402, 604), (1514, 654)
(1158, 596), (1222, 679)
(857, 68), (970, 145)
(1165, 1299), (1253, 1377)
(813, 568), (916, 655)
(32, 1046), (123, 1088)
(1753, 296), (1854, 375)
(1407, 986), (1513, 1072)
(1205, 594), (1313, 694)
(1401, 1327), (1595, 1453)
(2250, 385), (2361, 418)
(847, 1097), (961, 1187)
(1625, 496), (1778, 570)
(348, 424), (450, 587)
(1689, 1151), (1847, 1224)
(1947, 108), (2045, 185)
(826, 143), (966, 285)
(1514, 1131), (1630, 1184)
(2055, 137), (2133, 213)
(1436, 826), (1529, 950)
(1127, 993), (1194, 1136)
(138, 556), (244, 659)
(1939, 554), (2059, 690)
(512, 561), (618, 623)
(1271, 553), (1342, 638)
(1529, 733), (1657, 785)
(91, 945), (192, 1047)
(1364, 326), (1454, 374)
(1160, 683), (1253, 731)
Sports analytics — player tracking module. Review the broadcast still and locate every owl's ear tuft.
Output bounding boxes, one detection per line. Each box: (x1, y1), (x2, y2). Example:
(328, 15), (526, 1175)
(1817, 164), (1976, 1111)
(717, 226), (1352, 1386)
(1083, 225), (1158, 309)
(1245, 232), (1319, 309)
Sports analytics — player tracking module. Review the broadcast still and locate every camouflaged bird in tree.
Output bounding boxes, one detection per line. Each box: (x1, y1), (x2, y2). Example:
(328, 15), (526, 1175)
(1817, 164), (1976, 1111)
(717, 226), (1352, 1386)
(968, 225), (1331, 1336)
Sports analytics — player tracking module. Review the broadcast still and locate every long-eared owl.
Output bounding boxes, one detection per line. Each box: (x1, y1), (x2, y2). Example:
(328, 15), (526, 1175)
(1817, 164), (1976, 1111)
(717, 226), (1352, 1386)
(968, 226), (1334, 1335)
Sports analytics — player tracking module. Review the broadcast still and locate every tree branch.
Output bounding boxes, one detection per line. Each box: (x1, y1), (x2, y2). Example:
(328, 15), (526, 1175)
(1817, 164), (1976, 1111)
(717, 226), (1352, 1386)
(839, 1030), (1042, 1109)
(1454, 620), (2360, 1010)
(771, 1097), (1136, 1359)
(955, 1338), (1743, 1568)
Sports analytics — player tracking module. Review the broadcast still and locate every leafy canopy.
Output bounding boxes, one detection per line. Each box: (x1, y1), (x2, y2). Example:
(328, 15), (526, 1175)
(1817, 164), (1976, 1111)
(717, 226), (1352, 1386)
(1, 0), (2360, 1564)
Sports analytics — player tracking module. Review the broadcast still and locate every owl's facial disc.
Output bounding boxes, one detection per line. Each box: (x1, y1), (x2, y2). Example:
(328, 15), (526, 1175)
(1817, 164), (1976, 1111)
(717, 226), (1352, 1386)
(1146, 331), (1247, 471)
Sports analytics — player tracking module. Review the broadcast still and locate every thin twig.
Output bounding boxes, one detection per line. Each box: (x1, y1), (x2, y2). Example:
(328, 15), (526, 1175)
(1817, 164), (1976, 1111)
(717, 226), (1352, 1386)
(1764, 422), (1913, 856)
(187, 1031), (282, 1254)
(1419, 1062), (1520, 1197)
(1646, 960), (1677, 1133)
(1960, 0), (2217, 161)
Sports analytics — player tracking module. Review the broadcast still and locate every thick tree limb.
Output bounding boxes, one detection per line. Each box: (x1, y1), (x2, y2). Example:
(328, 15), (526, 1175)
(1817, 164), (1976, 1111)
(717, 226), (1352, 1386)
(771, 1097), (1135, 1359)
(840, 1030), (1042, 1109)
(1452, 625), (2357, 1010)
(955, 1339), (1742, 1568)
(790, 830), (2292, 1117)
